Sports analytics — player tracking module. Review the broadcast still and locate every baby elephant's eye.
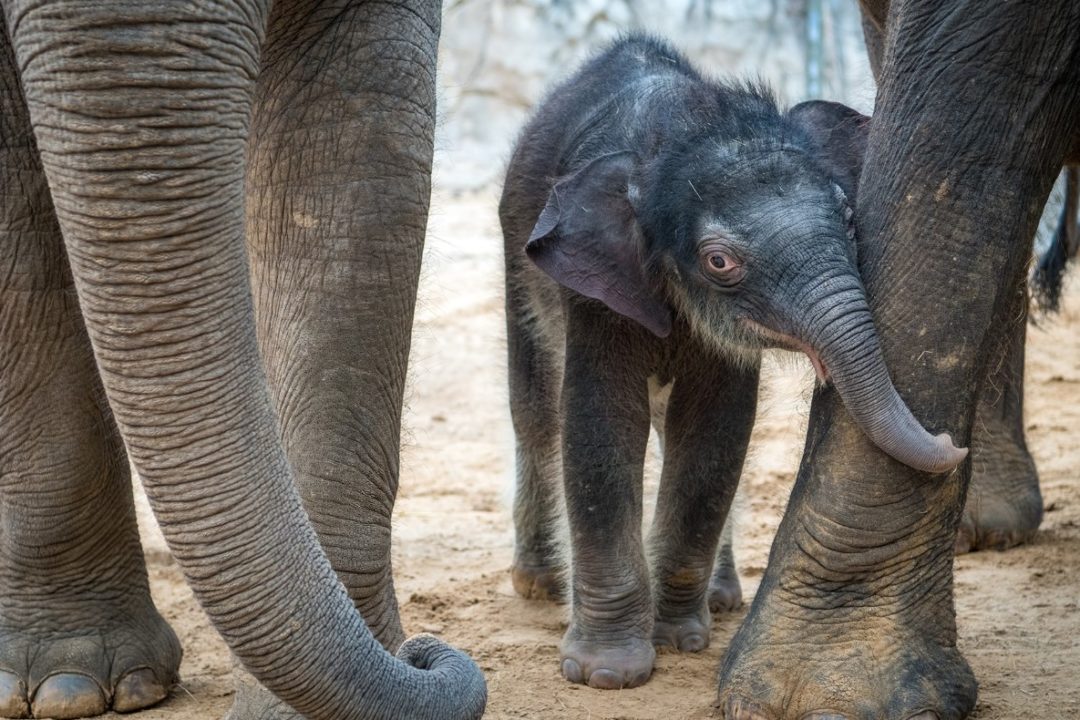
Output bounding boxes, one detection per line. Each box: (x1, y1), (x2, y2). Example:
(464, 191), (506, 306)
(699, 242), (745, 287)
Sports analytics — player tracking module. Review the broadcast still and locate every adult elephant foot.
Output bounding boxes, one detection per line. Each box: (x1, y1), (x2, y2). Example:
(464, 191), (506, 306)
(714, 487), (978, 720)
(714, 398), (978, 720)
(0, 595), (180, 719)
(0, 11), (181, 714)
(716, 598), (976, 720)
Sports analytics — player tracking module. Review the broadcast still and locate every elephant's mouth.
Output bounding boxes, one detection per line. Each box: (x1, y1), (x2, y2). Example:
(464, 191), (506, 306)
(742, 319), (829, 382)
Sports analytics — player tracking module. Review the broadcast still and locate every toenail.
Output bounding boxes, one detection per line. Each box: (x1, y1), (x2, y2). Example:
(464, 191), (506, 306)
(710, 585), (743, 613)
(907, 713), (939, 720)
(0, 671), (29, 718)
(113, 668), (168, 713)
(586, 668), (623, 690)
(561, 658), (583, 684)
(32, 673), (106, 720)
(800, 713), (849, 720)
(679, 633), (707, 652)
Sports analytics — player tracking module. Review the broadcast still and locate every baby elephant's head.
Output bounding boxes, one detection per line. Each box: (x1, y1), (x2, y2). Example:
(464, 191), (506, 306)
(526, 100), (966, 474)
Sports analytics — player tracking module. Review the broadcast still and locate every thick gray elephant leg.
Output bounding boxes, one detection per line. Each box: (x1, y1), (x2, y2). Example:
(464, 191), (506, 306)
(957, 283), (1042, 554)
(506, 289), (565, 602)
(6, 1), (483, 717)
(649, 356), (758, 653)
(558, 305), (655, 690)
(230, 0), (441, 717)
(715, 2), (1076, 716)
(0, 19), (180, 719)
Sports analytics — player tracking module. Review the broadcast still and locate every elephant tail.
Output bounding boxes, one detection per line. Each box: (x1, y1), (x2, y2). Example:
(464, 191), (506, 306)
(1033, 165), (1078, 312)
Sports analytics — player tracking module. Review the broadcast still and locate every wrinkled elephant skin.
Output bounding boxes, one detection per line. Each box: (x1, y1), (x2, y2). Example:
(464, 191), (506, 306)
(501, 36), (962, 692)
(716, 2), (1080, 719)
(0, 2), (486, 719)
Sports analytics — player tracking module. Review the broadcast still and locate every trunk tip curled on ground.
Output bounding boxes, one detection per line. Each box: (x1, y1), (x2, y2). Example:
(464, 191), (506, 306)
(397, 634), (488, 718)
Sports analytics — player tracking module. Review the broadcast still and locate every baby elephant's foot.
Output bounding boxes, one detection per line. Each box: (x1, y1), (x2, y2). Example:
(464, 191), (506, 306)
(652, 609), (711, 653)
(708, 568), (744, 613)
(955, 466), (1042, 554)
(510, 557), (565, 602)
(560, 628), (656, 689)
(0, 599), (181, 719)
(957, 413), (1042, 554)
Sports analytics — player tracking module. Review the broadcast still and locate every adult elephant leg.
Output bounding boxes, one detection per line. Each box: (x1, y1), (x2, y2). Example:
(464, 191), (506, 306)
(0, 19), (180, 718)
(957, 282), (1042, 554)
(863, 1), (1043, 559)
(2, 2), (484, 719)
(649, 353), (758, 652)
(230, 1), (442, 715)
(716, 2), (1079, 719)
(248, 0), (441, 653)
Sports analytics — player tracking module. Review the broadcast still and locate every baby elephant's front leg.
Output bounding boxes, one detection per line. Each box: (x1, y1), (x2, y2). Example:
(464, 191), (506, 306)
(559, 306), (656, 690)
(649, 357), (758, 652)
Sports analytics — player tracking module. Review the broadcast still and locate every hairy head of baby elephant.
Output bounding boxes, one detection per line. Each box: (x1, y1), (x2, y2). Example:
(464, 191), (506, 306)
(519, 37), (966, 475)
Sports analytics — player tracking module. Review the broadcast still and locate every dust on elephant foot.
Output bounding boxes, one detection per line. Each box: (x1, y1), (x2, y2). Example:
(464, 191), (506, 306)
(0, 599), (181, 719)
(708, 567), (744, 613)
(956, 452), (1042, 554)
(717, 616), (976, 720)
(510, 559), (565, 602)
(559, 629), (655, 689)
(652, 608), (711, 652)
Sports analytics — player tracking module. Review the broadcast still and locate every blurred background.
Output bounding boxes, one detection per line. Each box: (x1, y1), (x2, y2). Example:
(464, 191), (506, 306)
(431, 0), (1069, 266)
(434, 0), (875, 192)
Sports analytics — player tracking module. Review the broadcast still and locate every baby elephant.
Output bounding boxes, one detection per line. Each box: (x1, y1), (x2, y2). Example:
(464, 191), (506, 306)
(499, 35), (966, 690)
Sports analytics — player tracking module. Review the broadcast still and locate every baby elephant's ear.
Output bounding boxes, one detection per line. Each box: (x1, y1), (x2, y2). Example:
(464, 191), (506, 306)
(525, 151), (673, 338)
(789, 100), (870, 204)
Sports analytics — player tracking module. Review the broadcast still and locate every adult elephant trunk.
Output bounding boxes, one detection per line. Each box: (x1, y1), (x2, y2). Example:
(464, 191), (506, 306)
(799, 276), (969, 475)
(2, 2), (485, 719)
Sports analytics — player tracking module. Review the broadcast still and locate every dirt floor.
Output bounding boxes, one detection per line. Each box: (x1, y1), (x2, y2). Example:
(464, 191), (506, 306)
(129, 191), (1080, 719)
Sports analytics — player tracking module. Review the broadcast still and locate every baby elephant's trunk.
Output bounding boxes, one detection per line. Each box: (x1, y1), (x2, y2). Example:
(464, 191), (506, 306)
(800, 276), (968, 475)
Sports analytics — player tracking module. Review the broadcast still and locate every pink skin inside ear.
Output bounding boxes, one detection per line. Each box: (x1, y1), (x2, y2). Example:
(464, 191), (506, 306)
(741, 318), (829, 382)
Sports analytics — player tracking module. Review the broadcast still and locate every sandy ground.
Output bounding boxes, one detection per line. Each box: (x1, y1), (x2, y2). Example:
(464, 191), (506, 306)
(127, 191), (1080, 719)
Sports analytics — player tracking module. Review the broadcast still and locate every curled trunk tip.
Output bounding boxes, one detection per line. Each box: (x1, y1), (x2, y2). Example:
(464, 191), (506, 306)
(916, 432), (968, 474)
(805, 295), (969, 475)
(830, 360), (969, 475)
